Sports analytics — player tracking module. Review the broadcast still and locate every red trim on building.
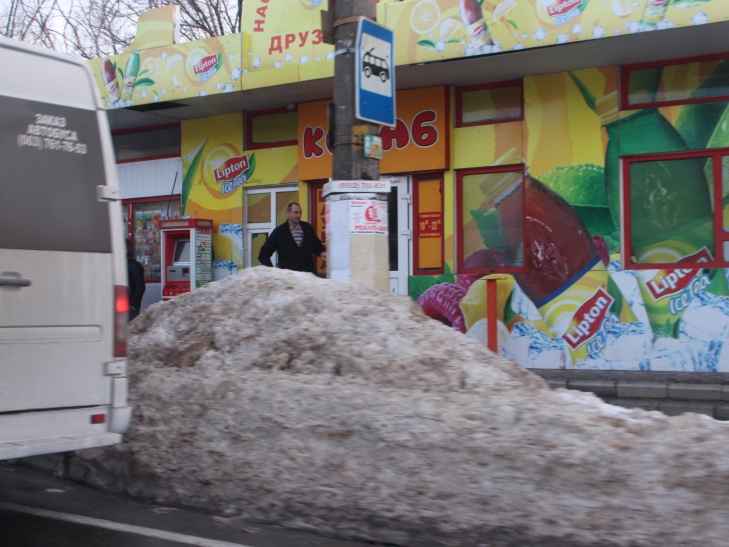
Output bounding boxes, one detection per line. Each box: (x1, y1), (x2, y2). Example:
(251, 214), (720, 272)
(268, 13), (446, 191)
(454, 79), (524, 128)
(116, 153), (180, 164)
(622, 148), (729, 269)
(455, 165), (525, 276)
(620, 53), (729, 111)
(246, 107), (298, 150)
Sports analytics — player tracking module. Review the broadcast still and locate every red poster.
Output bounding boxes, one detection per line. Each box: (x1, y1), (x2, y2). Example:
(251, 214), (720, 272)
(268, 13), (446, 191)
(418, 211), (443, 238)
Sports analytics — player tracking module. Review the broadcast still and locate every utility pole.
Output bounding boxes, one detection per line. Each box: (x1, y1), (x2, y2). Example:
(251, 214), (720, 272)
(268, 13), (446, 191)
(322, 0), (392, 291)
(331, 0), (379, 181)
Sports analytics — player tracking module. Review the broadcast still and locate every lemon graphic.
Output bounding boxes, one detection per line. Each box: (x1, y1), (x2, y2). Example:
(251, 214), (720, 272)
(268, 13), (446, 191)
(166, 53), (183, 72)
(213, 234), (243, 268)
(611, 0), (632, 17)
(171, 74), (182, 87)
(466, 319), (510, 352)
(410, 0), (441, 34)
(440, 18), (464, 40)
(459, 276), (515, 330)
(140, 57), (158, 79)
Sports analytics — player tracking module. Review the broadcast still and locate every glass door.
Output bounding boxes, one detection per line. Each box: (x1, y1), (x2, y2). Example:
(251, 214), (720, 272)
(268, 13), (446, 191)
(244, 186), (299, 267)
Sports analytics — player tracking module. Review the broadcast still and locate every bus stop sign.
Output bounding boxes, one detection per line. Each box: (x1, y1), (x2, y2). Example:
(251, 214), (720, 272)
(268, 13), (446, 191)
(355, 18), (395, 127)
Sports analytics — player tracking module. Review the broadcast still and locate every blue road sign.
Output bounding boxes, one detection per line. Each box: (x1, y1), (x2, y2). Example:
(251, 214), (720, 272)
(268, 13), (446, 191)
(355, 18), (395, 127)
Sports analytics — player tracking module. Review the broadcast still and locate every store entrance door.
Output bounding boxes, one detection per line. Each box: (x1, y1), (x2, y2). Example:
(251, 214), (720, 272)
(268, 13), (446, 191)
(387, 177), (411, 295)
(244, 185), (299, 267)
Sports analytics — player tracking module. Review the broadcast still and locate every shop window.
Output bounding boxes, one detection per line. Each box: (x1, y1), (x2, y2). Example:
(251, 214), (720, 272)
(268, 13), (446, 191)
(457, 166), (525, 275)
(622, 54), (729, 109)
(413, 173), (444, 275)
(112, 124), (180, 163)
(455, 80), (523, 127)
(125, 198), (182, 281)
(246, 108), (298, 149)
(623, 149), (729, 268)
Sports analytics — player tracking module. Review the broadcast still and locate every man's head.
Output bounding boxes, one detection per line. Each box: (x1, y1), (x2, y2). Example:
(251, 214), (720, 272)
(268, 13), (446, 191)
(286, 202), (302, 227)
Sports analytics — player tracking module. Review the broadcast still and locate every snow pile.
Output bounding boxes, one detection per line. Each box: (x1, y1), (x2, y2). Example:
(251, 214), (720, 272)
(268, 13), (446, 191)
(63, 268), (729, 546)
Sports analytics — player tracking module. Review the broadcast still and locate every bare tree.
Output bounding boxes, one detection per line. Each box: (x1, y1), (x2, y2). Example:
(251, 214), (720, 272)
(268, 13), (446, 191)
(1, 0), (61, 49)
(0, 0), (241, 58)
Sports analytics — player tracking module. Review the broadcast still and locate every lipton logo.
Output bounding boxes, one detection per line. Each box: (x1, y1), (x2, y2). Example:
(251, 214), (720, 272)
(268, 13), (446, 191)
(563, 288), (614, 350)
(547, 0), (583, 17)
(649, 0), (667, 7)
(646, 247), (712, 301)
(193, 54), (219, 76)
(213, 156), (250, 183)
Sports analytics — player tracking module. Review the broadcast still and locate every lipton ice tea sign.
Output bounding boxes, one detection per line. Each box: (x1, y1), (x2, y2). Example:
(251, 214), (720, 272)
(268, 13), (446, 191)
(562, 287), (617, 351)
(298, 86), (449, 180)
(214, 155), (251, 194)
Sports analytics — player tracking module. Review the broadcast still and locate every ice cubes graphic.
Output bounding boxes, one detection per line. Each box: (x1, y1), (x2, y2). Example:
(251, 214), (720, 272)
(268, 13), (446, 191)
(679, 291), (729, 372)
(602, 322), (652, 370)
(213, 260), (238, 281)
(510, 283), (542, 321)
(651, 337), (692, 372)
(502, 322), (568, 369)
(608, 261), (651, 330)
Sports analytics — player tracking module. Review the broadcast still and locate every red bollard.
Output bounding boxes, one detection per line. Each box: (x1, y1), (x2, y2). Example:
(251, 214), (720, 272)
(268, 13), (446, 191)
(486, 278), (498, 353)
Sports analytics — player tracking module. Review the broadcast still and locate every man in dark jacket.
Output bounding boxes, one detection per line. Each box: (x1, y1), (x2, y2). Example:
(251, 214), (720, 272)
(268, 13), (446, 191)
(126, 239), (146, 320)
(258, 202), (326, 274)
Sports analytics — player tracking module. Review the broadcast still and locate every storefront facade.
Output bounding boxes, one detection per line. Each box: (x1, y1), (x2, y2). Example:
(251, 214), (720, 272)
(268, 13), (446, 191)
(94, 0), (729, 371)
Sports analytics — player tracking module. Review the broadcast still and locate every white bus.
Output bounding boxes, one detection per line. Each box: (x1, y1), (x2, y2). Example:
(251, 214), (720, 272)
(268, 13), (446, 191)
(0, 36), (131, 460)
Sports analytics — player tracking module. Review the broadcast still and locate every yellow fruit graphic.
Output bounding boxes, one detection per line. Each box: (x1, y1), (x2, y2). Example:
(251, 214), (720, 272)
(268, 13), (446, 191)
(140, 57), (158, 79)
(493, 0), (517, 21)
(466, 318), (510, 352)
(166, 53), (183, 72)
(440, 18), (465, 41)
(212, 234), (243, 268)
(611, 0), (632, 17)
(410, 0), (441, 34)
(459, 276), (516, 330)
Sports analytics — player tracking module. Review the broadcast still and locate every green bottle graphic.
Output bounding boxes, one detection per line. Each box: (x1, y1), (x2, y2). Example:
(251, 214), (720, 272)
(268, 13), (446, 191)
(122, 52), (140, 98)
(597, 91), (728, 340)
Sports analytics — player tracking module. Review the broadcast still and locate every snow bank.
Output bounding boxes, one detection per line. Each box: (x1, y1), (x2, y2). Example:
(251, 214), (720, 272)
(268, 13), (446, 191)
(61, 268), (729, 546)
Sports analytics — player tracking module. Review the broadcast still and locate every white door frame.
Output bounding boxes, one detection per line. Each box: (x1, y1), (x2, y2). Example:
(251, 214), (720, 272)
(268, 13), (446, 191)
(387, 176), (411, 295)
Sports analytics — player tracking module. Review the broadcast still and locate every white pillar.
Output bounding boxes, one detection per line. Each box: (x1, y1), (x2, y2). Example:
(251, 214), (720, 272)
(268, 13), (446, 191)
(324, 180), (390, 291)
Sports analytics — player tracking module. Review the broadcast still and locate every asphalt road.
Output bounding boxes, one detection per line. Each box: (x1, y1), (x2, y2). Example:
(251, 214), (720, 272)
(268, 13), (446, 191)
(0, 463), (382, 547)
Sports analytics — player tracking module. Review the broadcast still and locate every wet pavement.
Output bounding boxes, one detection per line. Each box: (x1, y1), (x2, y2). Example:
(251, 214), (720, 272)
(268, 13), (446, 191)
(0, 463), (382, 547)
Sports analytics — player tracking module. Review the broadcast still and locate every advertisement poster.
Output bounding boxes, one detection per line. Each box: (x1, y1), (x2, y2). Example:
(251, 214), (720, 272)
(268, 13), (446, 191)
(412, 60), (729, 372)
(195, 227), (213, 288)
(90, 34), (243, 109)
(350, 200), (389, 235)
(383, 0), (728, 67)
(181, 113), (246, 280)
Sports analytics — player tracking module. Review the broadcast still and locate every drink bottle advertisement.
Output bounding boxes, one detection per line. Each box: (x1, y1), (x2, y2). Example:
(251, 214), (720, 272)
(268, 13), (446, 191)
(382, 0), (726, 66)
(412, 60), (729, 372)
(90, 34), (243, 109)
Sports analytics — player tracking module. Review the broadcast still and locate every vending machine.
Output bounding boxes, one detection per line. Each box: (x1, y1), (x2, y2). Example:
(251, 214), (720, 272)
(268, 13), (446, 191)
(159, 219), (213, 300)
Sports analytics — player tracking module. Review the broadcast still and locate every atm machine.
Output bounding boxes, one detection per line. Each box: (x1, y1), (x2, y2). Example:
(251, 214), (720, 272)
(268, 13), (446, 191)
(159, 219), (213, 300)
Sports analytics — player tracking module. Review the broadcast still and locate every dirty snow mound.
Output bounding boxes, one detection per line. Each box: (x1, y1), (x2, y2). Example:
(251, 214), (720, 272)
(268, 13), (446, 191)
(48, 268), (729, 546)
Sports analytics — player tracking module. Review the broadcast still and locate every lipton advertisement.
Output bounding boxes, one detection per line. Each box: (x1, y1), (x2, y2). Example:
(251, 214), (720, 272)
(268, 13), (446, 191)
(90, 34), (243, 109)
(181, 113), (246, 280)
(413, 62), (729, 372)
(298, 86), (449, 180)
(241, 0), (334, 87)
(383, 0), (727, 66)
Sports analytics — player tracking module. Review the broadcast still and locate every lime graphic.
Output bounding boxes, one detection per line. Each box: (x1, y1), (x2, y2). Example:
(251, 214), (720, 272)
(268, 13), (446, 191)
(410, 0), (441, 34)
